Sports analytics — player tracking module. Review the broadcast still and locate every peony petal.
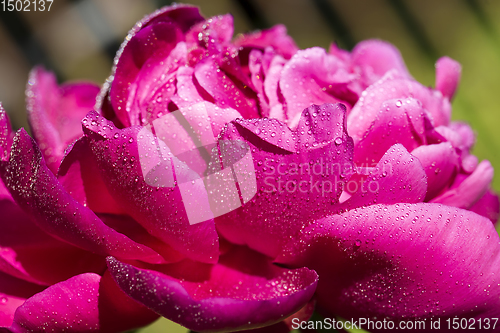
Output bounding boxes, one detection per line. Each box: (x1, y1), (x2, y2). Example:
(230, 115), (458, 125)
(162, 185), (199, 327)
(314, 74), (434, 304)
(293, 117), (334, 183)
(98, 214), (184, 264)
(470, 189), (500, 224)
(277, 203), (500, 320)
(279, 48), (357, 128)
(82, 111), (219, 263)
(350, 39), (411, 87)
(233, 24), (299, 59)
(187, 14), (234, 49)
(435, 56), (461, 100)
(170, 66), (204, 108)
(0, 104), (13, 162)
(348, 71), (451, 139)
(107, 245), (318, 332)
(353, 98), (428, 165)
(338, 144), (427, 212)
(109, 4), (204, 126)
(248, 49), (270, 116)
(0, 130), (163, 264)
(127, 42), (188, 125)
(431, 160), (493, 209)
(26, 67), (100, 173)
(264, 54), (287, 121)
(448, 121), (475, 152)
(8, 272), (158, 333)
(0, 272), (44, 328)
(58, 137), (125, 214)
(194, 57), (260, 119)
(411, 142), (460, 201)
(0, 181), (106, 286)
(215, 104), (354, 258)
(435, 122), (475, 154)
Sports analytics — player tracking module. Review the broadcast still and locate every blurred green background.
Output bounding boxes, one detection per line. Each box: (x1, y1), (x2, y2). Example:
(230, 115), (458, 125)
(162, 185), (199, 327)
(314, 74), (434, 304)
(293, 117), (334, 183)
(1, 0), (500, 332)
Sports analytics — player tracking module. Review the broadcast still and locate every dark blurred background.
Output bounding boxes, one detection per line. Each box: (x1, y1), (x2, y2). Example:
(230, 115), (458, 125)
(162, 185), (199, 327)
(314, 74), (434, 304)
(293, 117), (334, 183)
(1, 1), (500, 331)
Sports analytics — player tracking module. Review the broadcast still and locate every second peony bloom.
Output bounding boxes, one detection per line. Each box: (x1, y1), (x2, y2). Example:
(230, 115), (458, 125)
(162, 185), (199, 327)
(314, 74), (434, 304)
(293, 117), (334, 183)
(1, 3), (499, 333)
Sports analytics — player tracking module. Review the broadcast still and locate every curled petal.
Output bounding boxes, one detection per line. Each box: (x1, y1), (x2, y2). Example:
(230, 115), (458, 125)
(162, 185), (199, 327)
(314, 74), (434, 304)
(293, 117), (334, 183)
(411, 142), (460, 201)
(26, 67), (100, 172)
(8, 272), (158, 333)
(0, 104), (13, 162)
(107, 245), (318, 332)
(187, 14), (234, 48)
(470, 190), (500, 224)
(234, 24), (299, 59)
(353, 98), (428, 164)
(128, 42), (188, 124)
(279, 48), (357, 128)
(435, 122), (475, 153)
(171, 66), (204, 108)
(0, 130), (163, 264)
(339, 144), (427, 212)
(248, 49), (270, 116)
(350, 39), (411, 87)
(264, 55), (287, 121)
(435, 56), (461, 100)
(348, 71), (451, 139)
(277, 203), (500, 320)
(431, 160), (493, 209)
(109, 4), (204, 126)
(194, 57), (260, 119)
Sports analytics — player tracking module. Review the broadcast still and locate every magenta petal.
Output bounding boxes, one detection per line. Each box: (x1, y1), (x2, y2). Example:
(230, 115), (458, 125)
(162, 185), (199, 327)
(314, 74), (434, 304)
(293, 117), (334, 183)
(0, 130), (163, 263)
(82, 111), (219, 263)
(0, 105), (13, 162)
(194, 57), (260, 119)
(353, 98), (427, 164)
(338, 144), (427, 212)
(279, 48), (356, 128)
(277, 203), (500, 320)
(58, 137), (125, 214)
(233, 24), (299, 59)
(248, 49), (270, 116)
(8, 272), (158, 333)
(215, 103), (354, 258)
(264, 55), (287, 121)
(470, 190), (500, 224)
(107, 246), (318, 332)
(170, 66), (204, 108)
(348, 71), (451, 139)
(435, 56), (461, 100)
(431, 160), (493, 209)
(448, 121), (475, 152)
(9, 274), (104, 332)
(26, 67), (100, 173)
(350, 39), (411, 87)
(128, 42), (187, 124)
(411, 142), (459, 200)
(0, 182), (106, 286)
(187, 14), (234, 48)
(109, 4), (204, 126)
(0, 272), (44, 328)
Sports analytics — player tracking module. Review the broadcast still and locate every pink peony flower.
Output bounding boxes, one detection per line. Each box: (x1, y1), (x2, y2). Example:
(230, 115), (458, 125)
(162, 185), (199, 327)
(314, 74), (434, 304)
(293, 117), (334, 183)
(0, 3), (499, 332)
